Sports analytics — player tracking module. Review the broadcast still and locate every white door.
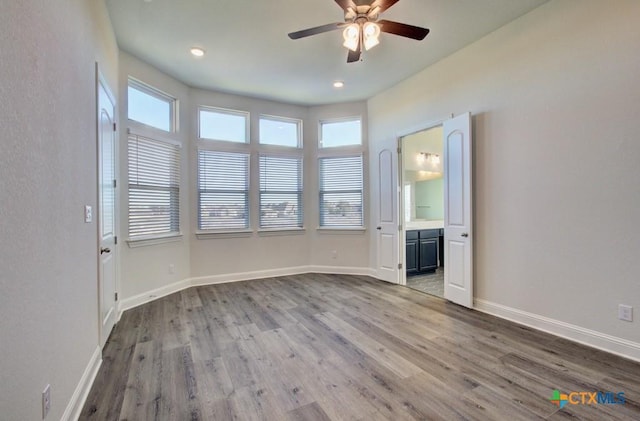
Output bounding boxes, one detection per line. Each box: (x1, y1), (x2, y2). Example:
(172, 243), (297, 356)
(443, 112), (473, 307)
(97, 70), (117, 347)
(376, 148), (400, 283)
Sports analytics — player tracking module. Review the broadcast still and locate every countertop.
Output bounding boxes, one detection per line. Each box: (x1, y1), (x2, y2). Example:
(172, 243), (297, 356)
(405, 220), (444, 230)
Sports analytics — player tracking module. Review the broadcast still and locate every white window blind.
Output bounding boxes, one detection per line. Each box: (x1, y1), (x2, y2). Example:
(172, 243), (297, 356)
(259, 155), (303, 228)
(319, 155), (363, 227)
(198, 150), (250, 230)
(128, 133), (180, 238)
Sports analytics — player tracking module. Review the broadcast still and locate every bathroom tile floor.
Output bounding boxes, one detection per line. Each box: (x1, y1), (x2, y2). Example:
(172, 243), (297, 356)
(406, 267), (444, 298)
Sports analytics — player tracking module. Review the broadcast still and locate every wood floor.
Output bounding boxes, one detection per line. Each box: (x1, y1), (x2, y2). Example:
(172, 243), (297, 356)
(80, 274), (640, 420)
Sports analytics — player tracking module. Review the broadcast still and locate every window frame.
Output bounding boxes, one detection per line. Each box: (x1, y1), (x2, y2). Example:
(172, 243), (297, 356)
(126, 130), (182, 245)
(127, 78), (177, 133)
(258, 153), (304, 231)
(198, 105), (250, 144)
(318, 154), (364, 229)
(196, 148), (251, 233)
(318, 116), (362, 149)
(259, 114), (303, 148)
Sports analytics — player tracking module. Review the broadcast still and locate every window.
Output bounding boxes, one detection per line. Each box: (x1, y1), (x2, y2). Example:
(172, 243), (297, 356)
(319, 118), (361, 148)
(127, 79), (175, 132)
(259, 115), (301, 147)
(198, 150), (250, 230)
(319, 156), (363, 227)
(128, 133), (180, 239)
(199, 107), (249, 143)
(259, 155), (303, 229)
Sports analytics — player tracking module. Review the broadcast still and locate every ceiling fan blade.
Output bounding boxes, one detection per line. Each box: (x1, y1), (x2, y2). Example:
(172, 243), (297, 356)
(334, 0), (357, 12)
(378, 19), (429, 40)
(370, 0), (401, 13)
(288, 23), (344, 40)
(347, 40), (362, 63)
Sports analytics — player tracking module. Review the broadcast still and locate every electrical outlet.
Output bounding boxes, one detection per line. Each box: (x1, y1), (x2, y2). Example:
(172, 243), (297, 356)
(331, 250), (337, 259)
(618, 304), (633, 322)
(42, 384), (51, 419)
(168, 264), (175, 275)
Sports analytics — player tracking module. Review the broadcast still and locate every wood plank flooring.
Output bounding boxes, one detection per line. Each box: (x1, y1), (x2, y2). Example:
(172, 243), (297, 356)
(80, 274), (640, 420)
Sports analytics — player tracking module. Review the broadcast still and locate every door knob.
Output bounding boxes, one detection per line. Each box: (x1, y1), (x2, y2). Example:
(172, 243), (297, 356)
(100, 247), (111, 254)
(461, 233), (469, 238)
(376, 226), (382, 230)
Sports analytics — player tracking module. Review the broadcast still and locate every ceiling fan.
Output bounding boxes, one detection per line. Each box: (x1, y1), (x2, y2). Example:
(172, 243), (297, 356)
(288, 0), (430, 63)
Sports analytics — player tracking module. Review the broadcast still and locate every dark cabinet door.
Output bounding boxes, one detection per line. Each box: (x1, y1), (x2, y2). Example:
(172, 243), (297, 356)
(406, 239), (419, 274)
(418, 238), (438, 272)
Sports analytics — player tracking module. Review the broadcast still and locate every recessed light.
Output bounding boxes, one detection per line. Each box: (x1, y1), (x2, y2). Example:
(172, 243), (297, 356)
(190, 47), (205, 57)
(333, 81), (345, 88)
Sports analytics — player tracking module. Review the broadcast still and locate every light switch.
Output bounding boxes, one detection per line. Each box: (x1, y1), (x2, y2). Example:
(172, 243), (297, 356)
(84, 205), (93, 223)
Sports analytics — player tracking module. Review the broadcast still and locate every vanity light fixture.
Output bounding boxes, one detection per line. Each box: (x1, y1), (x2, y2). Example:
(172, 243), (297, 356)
(418, 152), (440, 165)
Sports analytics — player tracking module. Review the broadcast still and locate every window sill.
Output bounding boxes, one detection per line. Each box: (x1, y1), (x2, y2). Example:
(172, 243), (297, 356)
(196, 229), (253, 240)
(127, 233), (183, 248)
(316, 227), (366, 235)
(257, 228), (306, 237)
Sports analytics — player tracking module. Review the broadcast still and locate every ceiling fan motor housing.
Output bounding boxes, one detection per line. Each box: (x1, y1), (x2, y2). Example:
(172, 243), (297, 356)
(345, 4), (380, 22)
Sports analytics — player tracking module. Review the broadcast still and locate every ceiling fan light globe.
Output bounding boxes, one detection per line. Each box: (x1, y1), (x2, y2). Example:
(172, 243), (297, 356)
(364, 36), (379, 50)
(363, 22), (380, 50)
(342, 24), (360, 51)
(363, 22), (379, 37)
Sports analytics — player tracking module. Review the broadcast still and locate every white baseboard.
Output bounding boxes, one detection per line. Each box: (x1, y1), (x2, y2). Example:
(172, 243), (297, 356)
(306, 265), (375, 277)
(118, 273), (640, 363)
(475, 298), (640, 363)
(118, 278), (191, 315)
(62, 346), (102, 421)
(118, 265), (373, 319)
(189, 265), (311, 287)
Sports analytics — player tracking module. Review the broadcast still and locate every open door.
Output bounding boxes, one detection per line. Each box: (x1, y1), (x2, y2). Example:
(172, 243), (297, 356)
(97, 68), (118, 347)
(443, 112), (473, 307)
(376, 148), (400, 283)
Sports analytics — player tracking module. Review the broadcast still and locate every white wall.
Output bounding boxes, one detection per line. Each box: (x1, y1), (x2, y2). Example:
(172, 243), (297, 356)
(118, 51), (192, 299)
(188, 89), (311, 278)
(308, 102), (370, 269)
(0, 0), (118, 419)
(118, 53), (370, 299)
(368, 0), (640, 353)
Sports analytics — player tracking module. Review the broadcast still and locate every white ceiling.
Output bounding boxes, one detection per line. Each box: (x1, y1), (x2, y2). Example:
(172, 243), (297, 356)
(106, 0), (548, 106)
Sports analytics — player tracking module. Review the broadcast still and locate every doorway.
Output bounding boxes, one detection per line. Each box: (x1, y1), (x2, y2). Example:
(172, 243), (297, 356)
(401, 125), (445, 298)
(374, 112), (472, 307)
(97, 67), (118, 348)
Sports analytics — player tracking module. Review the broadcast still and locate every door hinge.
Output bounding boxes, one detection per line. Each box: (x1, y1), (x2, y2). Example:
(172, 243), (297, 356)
(113, 122), (117, 132)
(113, 179), (117, 188)
(398, 225), (402, 231)
(114, 236), (118, 245)
(114, 292), (118, 301)
(398, 263), (403, 269)
(397, 147), (402, 154)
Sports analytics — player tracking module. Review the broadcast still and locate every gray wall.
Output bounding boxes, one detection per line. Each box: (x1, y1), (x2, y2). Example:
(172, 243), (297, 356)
(0, 1), (118, 419)
(368, 0), (640, 350)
